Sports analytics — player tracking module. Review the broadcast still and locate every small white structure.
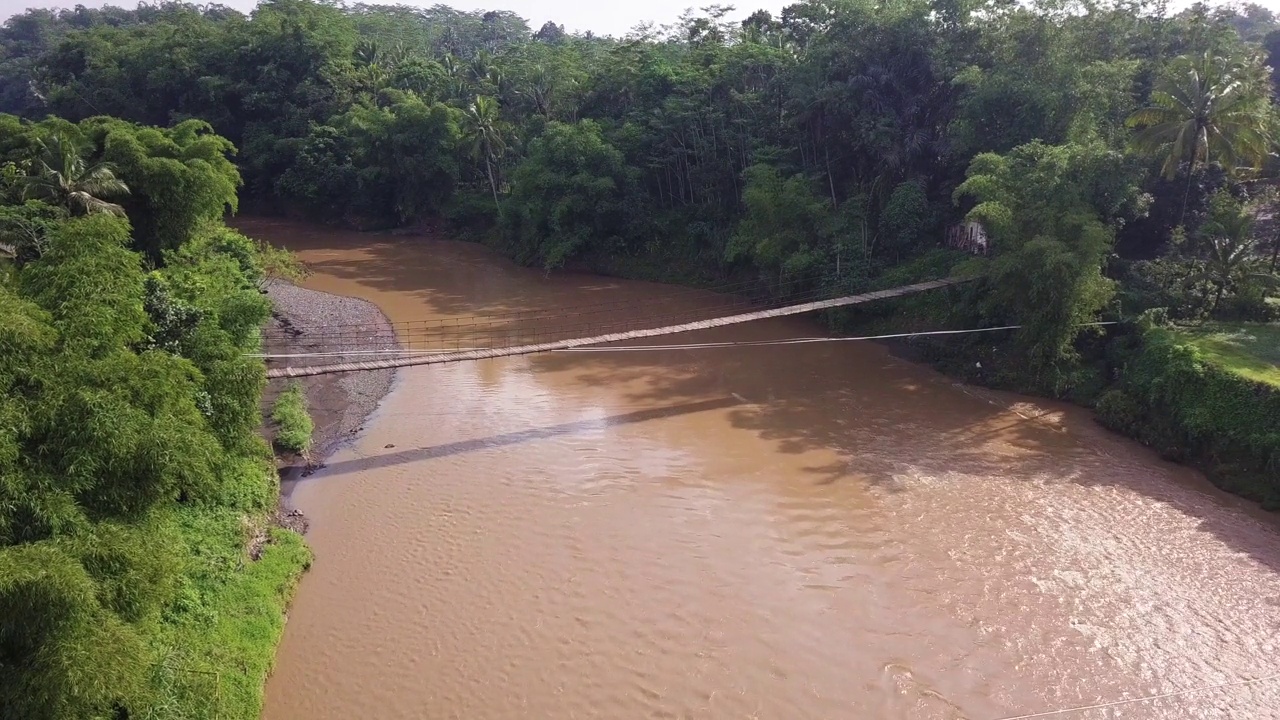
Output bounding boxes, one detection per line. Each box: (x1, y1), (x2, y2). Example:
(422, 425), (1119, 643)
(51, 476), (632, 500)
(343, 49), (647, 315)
(944, 221), (989, 255)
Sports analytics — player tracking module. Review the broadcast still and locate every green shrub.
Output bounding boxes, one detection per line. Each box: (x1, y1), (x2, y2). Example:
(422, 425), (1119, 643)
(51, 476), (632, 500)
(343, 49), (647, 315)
(878, 180), (936, 260)
(198, 452), (279, 512)
(0, 542), (153, 720)
(1117, 257), (1211, 321)
(1094, 388), (1143, 433)
(148, 507), (311, 720)
(444, 187), (500, 232)
(271, 382), (313, 454)
(1104, 328), (1280, 509)
(1215, 282), (1279, 323)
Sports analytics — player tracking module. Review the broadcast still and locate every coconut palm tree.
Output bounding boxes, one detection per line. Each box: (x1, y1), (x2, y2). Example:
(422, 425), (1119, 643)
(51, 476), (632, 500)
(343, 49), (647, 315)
(1127, 52), (1276, 182)
(21, 134), (129, 217)
(463, 96), (509, 208)
(440, 54), (469, 101)
(0, 213), (48, 265)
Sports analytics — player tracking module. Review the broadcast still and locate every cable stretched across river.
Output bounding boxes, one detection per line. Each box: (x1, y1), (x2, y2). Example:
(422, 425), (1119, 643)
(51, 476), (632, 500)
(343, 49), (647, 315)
(252, 323), (1118, 360)
(551, 324), (1034, 353)
(261, 279), (986, 377)
(260, 282), (846, 350)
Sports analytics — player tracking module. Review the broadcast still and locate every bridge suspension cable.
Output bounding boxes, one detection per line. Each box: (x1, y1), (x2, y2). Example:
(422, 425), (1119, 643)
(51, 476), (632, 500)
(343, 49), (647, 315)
(259, 276), (854, 355)
(264, 278), (966, 378)
(254, 322), (1118, 360)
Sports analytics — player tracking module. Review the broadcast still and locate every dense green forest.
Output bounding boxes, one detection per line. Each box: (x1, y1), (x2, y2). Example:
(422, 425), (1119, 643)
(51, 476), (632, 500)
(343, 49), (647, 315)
(3, 0), (1280, 716)
(0, 117), (310, 716)
(4, 0), (1279, 380)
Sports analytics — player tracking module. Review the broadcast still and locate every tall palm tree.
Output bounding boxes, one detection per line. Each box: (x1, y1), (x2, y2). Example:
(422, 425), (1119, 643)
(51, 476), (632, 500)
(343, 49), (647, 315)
(1127, 52), (1275, 182)
(518, 66), (555, 118)
(440, 54), (468, 101)
(21, 135), (129, 217)
(463, 96), (508, 208)
(463, 51), (506, 97)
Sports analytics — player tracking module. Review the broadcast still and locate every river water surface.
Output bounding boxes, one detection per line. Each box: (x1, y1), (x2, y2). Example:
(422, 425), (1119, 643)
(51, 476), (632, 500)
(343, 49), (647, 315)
(245, 219), (1280, 720)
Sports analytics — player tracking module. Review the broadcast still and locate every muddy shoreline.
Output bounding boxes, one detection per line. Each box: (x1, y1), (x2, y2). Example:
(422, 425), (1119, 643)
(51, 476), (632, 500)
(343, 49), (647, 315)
(262, 281), (399, 505)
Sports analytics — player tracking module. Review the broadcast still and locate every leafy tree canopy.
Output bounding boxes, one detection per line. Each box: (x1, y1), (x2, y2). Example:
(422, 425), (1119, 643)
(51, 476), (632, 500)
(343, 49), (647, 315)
(955, 141), (1136, 380)
(500, 119), (632, 268)
(0, 127), (289, 720)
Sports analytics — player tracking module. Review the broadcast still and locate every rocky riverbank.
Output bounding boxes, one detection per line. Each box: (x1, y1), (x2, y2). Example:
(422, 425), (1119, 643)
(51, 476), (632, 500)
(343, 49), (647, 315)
(263, 282), (399, 503)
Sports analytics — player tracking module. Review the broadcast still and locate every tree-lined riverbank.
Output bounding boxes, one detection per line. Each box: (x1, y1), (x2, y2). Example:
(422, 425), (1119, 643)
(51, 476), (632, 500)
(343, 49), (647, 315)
(4, 0), (1279, 396)
(3, 0), (1280, 716)
(0, 116), (315, 719)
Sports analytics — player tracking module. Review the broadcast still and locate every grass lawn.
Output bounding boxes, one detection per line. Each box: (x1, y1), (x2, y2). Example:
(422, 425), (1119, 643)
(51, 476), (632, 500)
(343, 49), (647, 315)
(1174, 322), (1280, 388)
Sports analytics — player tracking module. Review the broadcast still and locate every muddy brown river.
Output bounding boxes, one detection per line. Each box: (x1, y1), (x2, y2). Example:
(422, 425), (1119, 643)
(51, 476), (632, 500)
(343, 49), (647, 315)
(245, 219), (1280, 720)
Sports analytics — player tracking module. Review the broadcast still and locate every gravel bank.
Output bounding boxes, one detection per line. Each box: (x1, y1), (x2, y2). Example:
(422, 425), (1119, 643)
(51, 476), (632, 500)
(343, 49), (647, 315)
(263, 282), (399, 501)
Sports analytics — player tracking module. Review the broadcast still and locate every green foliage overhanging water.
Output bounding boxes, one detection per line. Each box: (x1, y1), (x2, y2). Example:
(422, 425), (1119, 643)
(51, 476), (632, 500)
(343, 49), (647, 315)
(1, 116), (310, 719)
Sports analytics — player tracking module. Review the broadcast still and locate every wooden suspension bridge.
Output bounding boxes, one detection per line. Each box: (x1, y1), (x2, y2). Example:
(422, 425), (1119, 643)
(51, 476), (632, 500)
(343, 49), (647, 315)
(264, 278), (963, 379)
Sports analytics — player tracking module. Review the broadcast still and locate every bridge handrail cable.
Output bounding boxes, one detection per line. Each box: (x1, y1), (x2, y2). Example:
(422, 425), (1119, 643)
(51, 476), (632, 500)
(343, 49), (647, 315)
(266, 278), (964, 378)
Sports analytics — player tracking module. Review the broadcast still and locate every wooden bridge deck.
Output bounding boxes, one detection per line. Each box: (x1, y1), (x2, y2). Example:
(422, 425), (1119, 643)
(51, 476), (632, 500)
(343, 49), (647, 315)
(265, 278), (962, 378)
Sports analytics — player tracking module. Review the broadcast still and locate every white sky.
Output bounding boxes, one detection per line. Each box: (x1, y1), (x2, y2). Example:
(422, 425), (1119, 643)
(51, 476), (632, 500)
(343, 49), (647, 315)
(0, 0), (795, 36)
(0, 0), (1262, 38)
